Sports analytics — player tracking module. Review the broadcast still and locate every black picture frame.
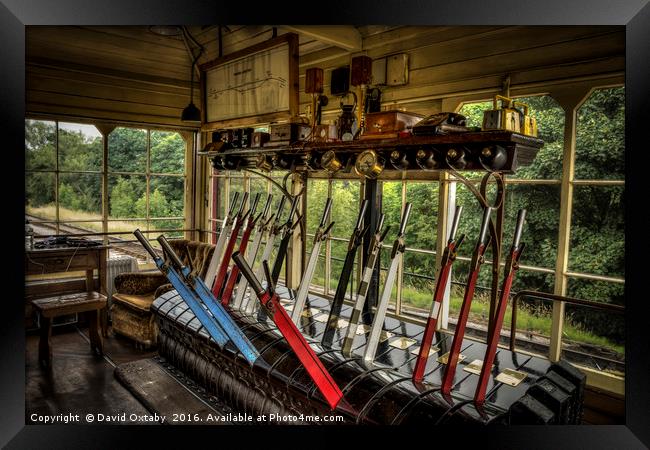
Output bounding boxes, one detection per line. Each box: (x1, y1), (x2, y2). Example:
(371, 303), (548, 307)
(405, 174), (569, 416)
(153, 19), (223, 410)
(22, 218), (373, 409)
(2, 0), (649, 448)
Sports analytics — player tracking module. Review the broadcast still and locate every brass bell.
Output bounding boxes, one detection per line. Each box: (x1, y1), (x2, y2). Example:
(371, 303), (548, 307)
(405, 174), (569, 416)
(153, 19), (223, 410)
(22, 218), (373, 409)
(415, 148), (442, 170)
(478, 145), (508, 171)
(446, 147), (469, 170)
(389, 149), (410, 170)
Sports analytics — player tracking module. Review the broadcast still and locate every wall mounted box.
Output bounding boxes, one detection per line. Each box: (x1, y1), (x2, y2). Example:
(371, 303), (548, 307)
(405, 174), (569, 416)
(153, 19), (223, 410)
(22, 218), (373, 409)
(305, 67), (324, 94)
(372, 58), (387, 85)
(331, 66), (350, 96)
(351, 55), (373, 86)
(386, 53), (409, 86)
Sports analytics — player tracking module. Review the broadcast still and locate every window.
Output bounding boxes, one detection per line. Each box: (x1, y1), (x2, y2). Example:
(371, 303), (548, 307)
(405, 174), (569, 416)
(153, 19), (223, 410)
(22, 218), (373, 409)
(108, 128), (186, 238)
(457, 88), (625, 376)
(25, 120), (189, 258)
(201, 85), (625, 380)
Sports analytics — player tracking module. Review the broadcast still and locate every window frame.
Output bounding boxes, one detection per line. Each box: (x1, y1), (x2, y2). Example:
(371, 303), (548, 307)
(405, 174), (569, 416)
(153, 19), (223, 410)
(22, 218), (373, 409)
(25, 117), (192, 255)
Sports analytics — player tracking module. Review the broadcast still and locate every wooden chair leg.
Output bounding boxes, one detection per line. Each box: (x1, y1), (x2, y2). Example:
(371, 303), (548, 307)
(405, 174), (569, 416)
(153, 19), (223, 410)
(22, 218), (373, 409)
(39, 317), (52, 368)
(86, 310), (104, 356)
(100, 307), (109, 338)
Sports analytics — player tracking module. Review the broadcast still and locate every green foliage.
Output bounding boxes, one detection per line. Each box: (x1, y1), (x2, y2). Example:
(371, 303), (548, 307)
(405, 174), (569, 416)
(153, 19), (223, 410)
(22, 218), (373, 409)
(25, 122), (186, 231)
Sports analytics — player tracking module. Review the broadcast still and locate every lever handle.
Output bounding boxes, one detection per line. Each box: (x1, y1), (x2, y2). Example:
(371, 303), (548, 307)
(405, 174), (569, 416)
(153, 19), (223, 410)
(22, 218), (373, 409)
(232, 251), (265, 295)
(320, 198), (333, 228)
(398, 202), (412, 236)
(275, 195), (287, 220)
(287, 195), (300, 223)
(133, 229), (157, 259)
(322, 221), (335, 237)
(263, 213), (276, 228)
(449, 205), (463, 242)
(478, 207), (492, 246)
(262, 260), (275, 294)
(355, 199), (369, 231)
(380, 225), (391, 243)
(237, 192), (249, 216)
(513, 209), (526, 249)
(376, 213), (386, 234)
(227, 192), (240, 216)
(157, 235), (185, 270)
(261, 193), (273, 219)
(250, 192), (261, 218)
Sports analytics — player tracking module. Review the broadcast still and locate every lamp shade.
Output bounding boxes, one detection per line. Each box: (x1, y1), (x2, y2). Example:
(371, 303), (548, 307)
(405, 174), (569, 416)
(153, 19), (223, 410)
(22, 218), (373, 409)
(181, 102), (201, 123)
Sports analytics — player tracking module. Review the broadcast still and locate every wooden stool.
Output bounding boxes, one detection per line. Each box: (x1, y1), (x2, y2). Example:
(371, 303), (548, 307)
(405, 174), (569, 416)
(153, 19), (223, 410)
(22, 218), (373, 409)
(32, 291), (107, 368)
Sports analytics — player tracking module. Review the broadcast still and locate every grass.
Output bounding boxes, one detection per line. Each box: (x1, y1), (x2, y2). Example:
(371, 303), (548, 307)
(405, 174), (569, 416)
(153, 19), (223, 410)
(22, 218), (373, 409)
(28, 204), (150, 233)
(308, 273), (624, 357)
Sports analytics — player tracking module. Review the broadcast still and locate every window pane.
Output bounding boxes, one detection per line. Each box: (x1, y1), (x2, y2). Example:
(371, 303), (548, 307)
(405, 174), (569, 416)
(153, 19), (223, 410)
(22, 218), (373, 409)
(402, 251), (436, 313)
(405, 182), (439, 250)
(210, 175), (227, 222)
(60, 221), (103, 234)
(58, 173), (102, 219)
(511, 95), (565, 180)
(108, 174), (147, 219)
(330, 239), (347, 292)
(150, 131), (185, 173)
(306, 179), (329, 234)
(381, 181), (402, 239)
(569, 185), (624, 277)
(229, 176), (245, 199)
(454, 182), (489, 260)
(378, 246), (398, 306)
(507, 291), (555, 360)
(249, 176), (268, 213)
(330, 180), (360, 239)
(504, 184), (560, 271)
(150, 176), (185, 218)
(25, 119), (56, 170)
(108, 220), (147, 234)
(58, 122), (102, 172)
(563, 278), (624, 375)
(575, 87), (625, 180)
(149, 219), (185, 238)
(26, 172), (56, 218)
(108, 127), (146, 172)
(458, 101), (491, 128)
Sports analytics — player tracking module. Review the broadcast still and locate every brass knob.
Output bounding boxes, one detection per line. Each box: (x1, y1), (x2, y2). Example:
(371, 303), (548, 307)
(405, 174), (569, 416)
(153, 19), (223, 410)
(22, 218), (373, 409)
(391, 150), (401, 160)
(447, 148), (458, 159)
(481, 147), (493, 158)
(416, 149), (427, 159)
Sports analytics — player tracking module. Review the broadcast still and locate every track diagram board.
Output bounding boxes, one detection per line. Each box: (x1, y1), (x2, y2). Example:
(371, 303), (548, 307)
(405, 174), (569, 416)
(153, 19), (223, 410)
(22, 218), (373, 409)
(204, 44), (290, 123)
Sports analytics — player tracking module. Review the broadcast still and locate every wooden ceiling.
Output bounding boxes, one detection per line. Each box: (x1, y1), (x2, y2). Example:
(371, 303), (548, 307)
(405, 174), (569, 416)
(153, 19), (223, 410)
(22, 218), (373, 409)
(26, 25), (385, 84)
(25, 25), (624, 128)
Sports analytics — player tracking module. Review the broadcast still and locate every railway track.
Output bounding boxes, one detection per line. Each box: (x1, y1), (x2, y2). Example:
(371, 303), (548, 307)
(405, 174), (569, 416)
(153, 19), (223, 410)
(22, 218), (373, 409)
(27, 215), (153, 262)
(26, 215), (625, 374)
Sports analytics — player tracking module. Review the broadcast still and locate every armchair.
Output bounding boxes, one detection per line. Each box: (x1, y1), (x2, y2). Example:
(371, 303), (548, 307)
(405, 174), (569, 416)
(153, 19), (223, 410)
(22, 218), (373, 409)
(111, 238), (215, 348)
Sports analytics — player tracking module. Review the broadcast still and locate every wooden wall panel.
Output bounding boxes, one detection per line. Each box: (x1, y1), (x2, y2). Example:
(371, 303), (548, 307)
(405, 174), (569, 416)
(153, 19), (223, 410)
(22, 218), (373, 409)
(26, 25), (624, 129)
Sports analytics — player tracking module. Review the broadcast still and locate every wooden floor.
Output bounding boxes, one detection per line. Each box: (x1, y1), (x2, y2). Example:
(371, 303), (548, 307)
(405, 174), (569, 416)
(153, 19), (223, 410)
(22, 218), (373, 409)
(25, 324), (158, 425)
(25, 324), (624, 425)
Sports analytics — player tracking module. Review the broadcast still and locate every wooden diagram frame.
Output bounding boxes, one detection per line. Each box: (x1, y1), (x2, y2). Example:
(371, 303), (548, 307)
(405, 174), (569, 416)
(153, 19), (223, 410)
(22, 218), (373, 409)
(199, 33), (299, 131)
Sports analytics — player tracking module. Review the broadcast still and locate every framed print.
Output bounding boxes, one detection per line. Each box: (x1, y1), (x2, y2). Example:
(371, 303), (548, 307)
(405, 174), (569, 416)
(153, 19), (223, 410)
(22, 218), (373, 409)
(199, 33), (299, 130)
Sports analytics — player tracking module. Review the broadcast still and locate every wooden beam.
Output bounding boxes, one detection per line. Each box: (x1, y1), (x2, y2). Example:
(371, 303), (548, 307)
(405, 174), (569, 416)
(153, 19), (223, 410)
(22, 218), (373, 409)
(283, 26), (362, 52)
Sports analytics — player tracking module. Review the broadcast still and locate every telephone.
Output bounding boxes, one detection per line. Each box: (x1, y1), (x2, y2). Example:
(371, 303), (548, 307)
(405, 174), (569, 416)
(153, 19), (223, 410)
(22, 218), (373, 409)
(411, 112), (468, 136)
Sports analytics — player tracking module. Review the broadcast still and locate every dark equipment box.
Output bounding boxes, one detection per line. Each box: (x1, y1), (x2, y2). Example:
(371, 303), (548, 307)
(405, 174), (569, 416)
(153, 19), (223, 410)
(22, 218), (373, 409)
(361, 110), (424, 139)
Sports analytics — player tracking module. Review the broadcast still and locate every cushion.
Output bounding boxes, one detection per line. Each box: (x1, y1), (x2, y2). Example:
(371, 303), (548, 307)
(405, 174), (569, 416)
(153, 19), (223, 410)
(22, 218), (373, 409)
(112, 292), (156, 312)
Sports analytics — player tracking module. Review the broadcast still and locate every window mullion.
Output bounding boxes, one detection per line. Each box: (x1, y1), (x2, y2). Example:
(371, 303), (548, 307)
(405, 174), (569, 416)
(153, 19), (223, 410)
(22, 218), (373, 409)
(146, 129), (151, 231)
(55, 121), (60, 234)
(550, 104), (579, 362)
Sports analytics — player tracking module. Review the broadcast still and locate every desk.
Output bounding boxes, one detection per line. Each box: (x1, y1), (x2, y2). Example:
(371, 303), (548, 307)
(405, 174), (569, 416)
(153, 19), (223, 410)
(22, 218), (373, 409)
(25, 245), (110, 336)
